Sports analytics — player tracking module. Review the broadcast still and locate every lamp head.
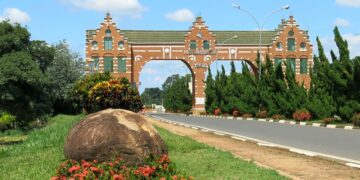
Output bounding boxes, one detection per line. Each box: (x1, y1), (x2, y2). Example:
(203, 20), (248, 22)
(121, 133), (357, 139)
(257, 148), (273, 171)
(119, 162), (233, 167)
(282, 5), (290, 10)
(232, 4), (241, 9)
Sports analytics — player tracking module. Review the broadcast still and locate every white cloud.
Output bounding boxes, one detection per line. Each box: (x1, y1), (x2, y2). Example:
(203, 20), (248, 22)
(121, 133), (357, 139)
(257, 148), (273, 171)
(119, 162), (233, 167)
(154, 76), (164, 82)
(335, 18), (350, 27)
(165, 9), (195, 22)
(319, 33), (360, 58)
(336, 0), (360, 7)
(143, 67), (158, 75)
(344, 34), (360, 57)
(62, 0), (145, 18)
(0, 8), (30, 24)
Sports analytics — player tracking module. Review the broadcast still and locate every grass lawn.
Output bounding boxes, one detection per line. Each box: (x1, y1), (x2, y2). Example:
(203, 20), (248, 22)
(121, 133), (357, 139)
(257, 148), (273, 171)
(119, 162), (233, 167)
(0, 114), (84, 180)
(0, 114), (286, 180)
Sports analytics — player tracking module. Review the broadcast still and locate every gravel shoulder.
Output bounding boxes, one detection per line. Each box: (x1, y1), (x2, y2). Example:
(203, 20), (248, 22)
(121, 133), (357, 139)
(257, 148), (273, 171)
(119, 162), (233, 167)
(147, 116), (360, 180)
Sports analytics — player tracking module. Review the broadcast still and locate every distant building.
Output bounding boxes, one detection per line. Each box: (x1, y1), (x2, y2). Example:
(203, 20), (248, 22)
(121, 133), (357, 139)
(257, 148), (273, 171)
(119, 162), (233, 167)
(86, 13), (312, 114)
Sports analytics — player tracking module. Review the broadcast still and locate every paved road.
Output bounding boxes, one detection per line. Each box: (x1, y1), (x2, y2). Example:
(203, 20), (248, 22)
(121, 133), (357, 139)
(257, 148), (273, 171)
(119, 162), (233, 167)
(149, 113), (360, 163)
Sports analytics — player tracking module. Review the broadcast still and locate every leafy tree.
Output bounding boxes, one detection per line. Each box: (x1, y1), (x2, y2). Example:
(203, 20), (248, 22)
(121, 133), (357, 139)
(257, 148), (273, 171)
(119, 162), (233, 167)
(162, 74), (180, 91)
(141, 88), (163, 105)
(0, 21), (30, 57)
(29, 40), (55, 72)
(0, 52), (52, 126)
(47, 40), (85, 114)
(163, 76), (192, 113)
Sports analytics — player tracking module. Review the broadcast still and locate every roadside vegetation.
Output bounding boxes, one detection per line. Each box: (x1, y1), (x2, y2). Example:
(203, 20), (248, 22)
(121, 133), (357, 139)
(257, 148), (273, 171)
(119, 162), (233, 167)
(0, 114), (286, 180)
(204, 27), (360, 126)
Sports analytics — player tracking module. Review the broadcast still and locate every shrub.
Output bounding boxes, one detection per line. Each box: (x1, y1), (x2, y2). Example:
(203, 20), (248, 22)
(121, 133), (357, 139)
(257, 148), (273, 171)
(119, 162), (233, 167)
(72, 73), (111, 112)
(322, 117), (335, 125)
(351, 113), (360, 127)
(214, 108), (221, 116)
(0, 112), (16, 131)
(242, 113), (253, 118)
(256, 110), (267, 118)
(232, 109), (240, 117)
(51, 155), (192, 180)
(339, 101), (360, 122)
(271, 114), (285, 120)
(88, 79), (143, 113)
(292, 109), (312, 121)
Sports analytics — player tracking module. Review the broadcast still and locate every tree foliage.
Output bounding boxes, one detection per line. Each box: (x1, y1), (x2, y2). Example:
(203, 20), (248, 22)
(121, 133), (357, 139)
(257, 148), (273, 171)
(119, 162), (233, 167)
(141, 88), (163, 105)
(0, 52), (52, 126)
(0, 21), (85, 127)
(47, 40), (85, 114)
(163, 75), (192, 113)
(88, 79), (143, 113)
(204, 26), (360, 122)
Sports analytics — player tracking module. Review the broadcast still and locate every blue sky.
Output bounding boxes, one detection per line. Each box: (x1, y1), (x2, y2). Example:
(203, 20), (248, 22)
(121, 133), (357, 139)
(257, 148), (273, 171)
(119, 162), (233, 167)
(1, 0), (360, 93)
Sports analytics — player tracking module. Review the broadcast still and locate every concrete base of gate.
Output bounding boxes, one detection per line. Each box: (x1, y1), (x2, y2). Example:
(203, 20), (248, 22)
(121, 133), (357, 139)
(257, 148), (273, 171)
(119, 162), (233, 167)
(192, 109), (206, 115)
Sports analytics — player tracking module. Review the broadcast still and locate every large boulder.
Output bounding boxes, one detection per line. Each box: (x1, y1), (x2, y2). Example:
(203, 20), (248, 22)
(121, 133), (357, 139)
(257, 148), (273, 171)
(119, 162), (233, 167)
(64, 109), (167, 165)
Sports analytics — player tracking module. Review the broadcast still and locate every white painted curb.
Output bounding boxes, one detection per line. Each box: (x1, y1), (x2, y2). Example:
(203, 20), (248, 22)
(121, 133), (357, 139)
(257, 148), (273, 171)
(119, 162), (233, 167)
(346, 163), (360, 168)
(327, 125), (337, 128)
(290, 148), (317, 157)
(312, 123), (321, 127)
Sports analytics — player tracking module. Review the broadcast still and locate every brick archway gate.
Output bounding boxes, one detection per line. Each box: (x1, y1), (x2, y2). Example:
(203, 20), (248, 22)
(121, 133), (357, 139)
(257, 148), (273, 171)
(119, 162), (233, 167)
(86, 13), (313, 114)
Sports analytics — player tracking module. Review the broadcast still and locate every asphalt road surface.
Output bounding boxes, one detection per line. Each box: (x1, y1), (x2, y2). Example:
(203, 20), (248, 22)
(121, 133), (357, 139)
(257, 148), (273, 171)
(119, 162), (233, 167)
(149, 113), (360, 163)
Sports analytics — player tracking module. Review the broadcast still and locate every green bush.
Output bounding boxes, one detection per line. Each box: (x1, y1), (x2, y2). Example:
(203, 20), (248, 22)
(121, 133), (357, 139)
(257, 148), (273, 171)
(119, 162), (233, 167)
(339, 100), (360, 122)
(351, 113), (360, 127)
(72, 73), (111, 112)
(0, 112), (16, 131)
(88, 79), (142, 113)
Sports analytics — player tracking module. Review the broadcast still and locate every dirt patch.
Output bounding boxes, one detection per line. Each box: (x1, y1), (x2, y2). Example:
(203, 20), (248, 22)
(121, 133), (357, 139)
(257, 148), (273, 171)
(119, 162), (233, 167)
(147, 116), (360, 180)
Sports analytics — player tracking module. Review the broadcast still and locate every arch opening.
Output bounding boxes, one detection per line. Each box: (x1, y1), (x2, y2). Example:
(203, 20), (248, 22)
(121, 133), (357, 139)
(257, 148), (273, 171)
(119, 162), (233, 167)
(138, 60), (195, 110)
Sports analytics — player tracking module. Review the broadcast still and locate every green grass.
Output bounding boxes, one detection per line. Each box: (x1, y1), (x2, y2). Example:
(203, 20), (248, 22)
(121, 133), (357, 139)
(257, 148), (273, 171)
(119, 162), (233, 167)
(156, 127), (286, 179)
(0, 114), (84, 180)
(0, 114), (286, 180)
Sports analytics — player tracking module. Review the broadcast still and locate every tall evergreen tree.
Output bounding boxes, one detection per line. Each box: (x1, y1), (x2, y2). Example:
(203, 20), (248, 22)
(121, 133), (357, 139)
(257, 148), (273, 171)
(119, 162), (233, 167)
(205, 67), (216, 114)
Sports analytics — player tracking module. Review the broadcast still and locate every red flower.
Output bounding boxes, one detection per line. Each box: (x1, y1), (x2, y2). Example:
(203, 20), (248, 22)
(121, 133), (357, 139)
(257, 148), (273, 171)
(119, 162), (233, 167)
(68, 165), (81, 173)
(90, 166), (99, 172)
(162, 164), (168, 170)
(108, 162), (114, 167)
(113, 174), (124, 180)
(158, 154), (171, 164)
(82, 162), (92, 168)
(172, 175), (178, 180)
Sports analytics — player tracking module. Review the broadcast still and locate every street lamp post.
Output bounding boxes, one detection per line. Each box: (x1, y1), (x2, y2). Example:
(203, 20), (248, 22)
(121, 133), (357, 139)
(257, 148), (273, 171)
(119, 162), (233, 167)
(232, 4), (290, 80)
(216, 35), (238, 70)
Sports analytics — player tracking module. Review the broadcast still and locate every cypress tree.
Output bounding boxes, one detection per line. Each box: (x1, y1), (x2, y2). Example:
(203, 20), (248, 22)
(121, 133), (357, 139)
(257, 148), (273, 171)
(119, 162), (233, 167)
(205, 67), (216, 114)
(316, 36), (329, 63)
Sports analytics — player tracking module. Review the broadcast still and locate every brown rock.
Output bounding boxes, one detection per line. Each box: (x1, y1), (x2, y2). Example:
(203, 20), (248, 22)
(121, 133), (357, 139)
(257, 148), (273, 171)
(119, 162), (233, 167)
(64, 109), (167, 165)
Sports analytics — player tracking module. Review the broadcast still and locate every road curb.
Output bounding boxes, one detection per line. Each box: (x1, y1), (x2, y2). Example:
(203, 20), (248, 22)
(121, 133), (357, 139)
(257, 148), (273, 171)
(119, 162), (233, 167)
(179, 113), (358, 131)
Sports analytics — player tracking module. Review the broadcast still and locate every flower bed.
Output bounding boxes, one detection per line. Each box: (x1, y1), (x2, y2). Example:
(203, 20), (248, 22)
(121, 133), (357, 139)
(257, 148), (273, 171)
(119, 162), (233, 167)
(292, 109), (312, 121)
(51, 155), (193, 180)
